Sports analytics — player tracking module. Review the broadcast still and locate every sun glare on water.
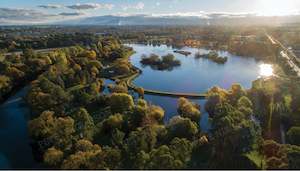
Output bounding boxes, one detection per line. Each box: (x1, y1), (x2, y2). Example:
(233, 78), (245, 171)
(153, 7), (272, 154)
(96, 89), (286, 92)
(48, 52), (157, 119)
(259, 64), (273, 77)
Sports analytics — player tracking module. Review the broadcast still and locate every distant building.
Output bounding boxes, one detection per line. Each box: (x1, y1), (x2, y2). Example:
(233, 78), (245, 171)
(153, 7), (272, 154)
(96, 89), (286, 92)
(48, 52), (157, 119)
(184, 39), (201, 47)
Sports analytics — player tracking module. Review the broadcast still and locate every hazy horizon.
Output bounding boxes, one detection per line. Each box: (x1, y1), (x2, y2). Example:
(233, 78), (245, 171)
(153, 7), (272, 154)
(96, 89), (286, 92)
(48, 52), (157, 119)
(1, 0), (300, 25)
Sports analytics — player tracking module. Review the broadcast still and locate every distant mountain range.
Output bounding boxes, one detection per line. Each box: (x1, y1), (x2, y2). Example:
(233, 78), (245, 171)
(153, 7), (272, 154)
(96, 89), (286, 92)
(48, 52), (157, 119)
(57, 14), (300, 26)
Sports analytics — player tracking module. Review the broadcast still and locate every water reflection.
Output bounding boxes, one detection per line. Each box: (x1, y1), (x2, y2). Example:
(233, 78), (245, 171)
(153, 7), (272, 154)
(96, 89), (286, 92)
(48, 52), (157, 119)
(259, 64), (273, 77)
(129, 44), (262, 92)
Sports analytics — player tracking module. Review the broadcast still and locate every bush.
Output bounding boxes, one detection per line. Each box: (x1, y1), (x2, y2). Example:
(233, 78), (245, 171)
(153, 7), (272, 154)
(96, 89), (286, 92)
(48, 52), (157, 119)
(287, 127), (300, 145)
(110, 93), (134, 114)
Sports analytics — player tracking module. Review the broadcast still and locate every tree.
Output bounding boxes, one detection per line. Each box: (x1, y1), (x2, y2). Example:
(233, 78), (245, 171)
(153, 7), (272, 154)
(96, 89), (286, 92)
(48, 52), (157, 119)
(286, 144), (300, 169)
(0, 75), (12, 99)
(136, 87), (144, 98)
(108, 84), (128, 94)
(73, 108), (95, 141)
(167, 116), (198, 140)
(52, 116), (75, 150)
(92, 146), (122, 169)
(72, 89), (94, 106)
(88, 60), (103, 69)
(262, 140), (288, 169)
(147, 105), (165, 123)
(83, 50), (97, 60)
(131, 151), (150, 169)
(177, 97), (201, 122)
(61, 151), (89, 169)
(95, 114), (125, 146)
(23, 48), (36, 59)
(29, 111), (76, 150)
(116, 64), (131, 74)
(205, 86), (228, 117)
(130, 100), (148, 128)
(103, 113), (124, 131)
(169, 138), (192, 166)
(162, 54), (176, 64)
(75, 139), (101, 152)
(210, 100), (262, 168)
(6, 67), (25, 80)
(228, 83), (246, 105)
(190, 136), (211, 169)
(110, 93), (134, 114)
(287, 127), (300, 145)
(27, 76), (71, 114)
(237, 96), (253, 109)
(54, 53), (68, 70)
(44, 147), (64, 167)
(28, 111), (56, 139)
(137, 99), (147, 108)
(61, 140), (102, 169)
(291, 86), (300, 115)
(237, 96), (254, 119)
(147, 145), (183, 169)
(126, 126), (158, 154)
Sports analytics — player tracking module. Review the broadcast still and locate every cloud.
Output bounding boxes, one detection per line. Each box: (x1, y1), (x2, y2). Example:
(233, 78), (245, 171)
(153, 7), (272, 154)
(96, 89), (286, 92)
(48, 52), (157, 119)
(66, 3), (114, 10)
(0, 8), (84, 25)
(38, 4), (63, 9)
(0, 8), (55, 20)
(207, 12), (254, 18)
(122, 2), (144, 11)
(149, 11), (255, 19)
(59, 12), (84, 16)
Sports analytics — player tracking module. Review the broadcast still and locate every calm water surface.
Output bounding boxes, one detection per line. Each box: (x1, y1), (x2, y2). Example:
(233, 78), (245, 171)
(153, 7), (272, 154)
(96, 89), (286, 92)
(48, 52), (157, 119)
(0, 86), (37, 169)
(128, 44), (263, 131)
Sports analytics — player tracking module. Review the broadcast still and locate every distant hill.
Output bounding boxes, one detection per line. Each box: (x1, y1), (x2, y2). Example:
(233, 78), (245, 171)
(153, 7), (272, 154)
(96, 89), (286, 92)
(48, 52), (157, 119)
(57, 14), (300, 26)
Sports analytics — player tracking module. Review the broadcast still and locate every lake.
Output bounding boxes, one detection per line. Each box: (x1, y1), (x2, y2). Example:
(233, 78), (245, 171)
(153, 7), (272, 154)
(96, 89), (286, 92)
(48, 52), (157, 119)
(128, 44), (264, 132)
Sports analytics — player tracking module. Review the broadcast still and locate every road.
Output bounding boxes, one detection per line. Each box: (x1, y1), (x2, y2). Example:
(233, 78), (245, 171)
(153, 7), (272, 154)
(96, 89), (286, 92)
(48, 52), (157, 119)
(266, 34), (300, 77)
(266, 33), (299, 144)
(1, 47), (68, 62)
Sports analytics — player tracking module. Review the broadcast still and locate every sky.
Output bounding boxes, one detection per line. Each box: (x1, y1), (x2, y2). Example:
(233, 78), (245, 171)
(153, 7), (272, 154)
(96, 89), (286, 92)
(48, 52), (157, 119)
(1, 0), (300, 24)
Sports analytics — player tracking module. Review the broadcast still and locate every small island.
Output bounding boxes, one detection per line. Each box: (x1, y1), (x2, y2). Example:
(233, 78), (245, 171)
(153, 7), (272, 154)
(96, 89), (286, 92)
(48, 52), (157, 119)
(195, 51), (228, 64)
(140, 53), (181, 70)
(174, 50), (192, 56)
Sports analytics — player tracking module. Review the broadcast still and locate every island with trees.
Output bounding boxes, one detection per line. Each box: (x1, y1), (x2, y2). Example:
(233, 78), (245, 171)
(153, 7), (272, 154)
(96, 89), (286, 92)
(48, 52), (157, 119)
(140, 53), (181, 71)
(195, 51), (228, 64)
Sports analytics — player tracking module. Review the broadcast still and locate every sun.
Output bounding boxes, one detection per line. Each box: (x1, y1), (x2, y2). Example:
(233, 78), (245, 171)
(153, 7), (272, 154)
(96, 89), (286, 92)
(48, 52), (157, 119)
(256, 0), (296, 16)
(259, 64), (274, 77)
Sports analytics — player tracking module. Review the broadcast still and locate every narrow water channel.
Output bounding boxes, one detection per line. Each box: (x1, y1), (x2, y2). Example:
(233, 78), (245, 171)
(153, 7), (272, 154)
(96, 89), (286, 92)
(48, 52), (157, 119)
(0, 86), (37, 169)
